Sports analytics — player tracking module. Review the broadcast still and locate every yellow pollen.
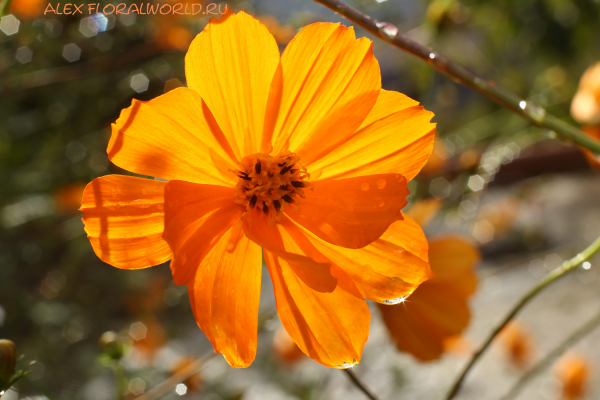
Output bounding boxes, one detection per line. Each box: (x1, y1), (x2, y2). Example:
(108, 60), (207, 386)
(234, 152), (311, 223)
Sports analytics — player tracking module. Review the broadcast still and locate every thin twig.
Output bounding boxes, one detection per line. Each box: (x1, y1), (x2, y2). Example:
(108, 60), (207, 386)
(312, 0), (600, 155)
(133, 352), (219, 400)
(445, 234), (600, 399)
(343, 368), (379, 400)
(499, 309), (600, 400)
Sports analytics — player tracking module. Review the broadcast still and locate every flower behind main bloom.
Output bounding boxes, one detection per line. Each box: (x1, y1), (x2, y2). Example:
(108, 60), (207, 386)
(80, 10), (436, 368)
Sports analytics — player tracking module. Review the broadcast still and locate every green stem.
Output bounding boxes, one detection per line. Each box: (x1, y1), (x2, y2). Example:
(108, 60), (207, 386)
(113, 362), (126, 400)
(445, 234), (600, 400)
(499, 309), (600, 400)
(312, 0), (600, 155)
(0, 0), (11, 17)
(343, 369), (379, 400)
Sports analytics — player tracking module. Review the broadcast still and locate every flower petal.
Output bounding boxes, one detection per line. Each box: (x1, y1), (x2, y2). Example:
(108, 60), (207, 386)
(242, 211), (337, 293)
(80, 175), (172, 269)
(265, 249), (371, 368)
(300, 214), (433, 303)
(187, 220), (262, 367)
(185, 11), (281, 159)
(269, 23), (381, 162)
(163, 180), (243, 285)
(285, 173), (409, 249)
(307, 90), (436, 181)
(378, 236), (480, 361)
(108, 87), (237, 185)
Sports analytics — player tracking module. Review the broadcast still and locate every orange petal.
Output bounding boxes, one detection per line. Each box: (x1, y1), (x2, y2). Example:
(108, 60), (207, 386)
(163, 180), (243, 285)
(285, 174), (409, 249)
(185, 11), (281, 159)
(108, 87), (237, 185)
(80, 175), (172, 269)
(265, 249), (370, 368)
(187, 220), (263, 367)
(270, 23), (381, 162)
(242, 212), (337, 293)
(300, 214), (433, 303)
(378, 236), (480, 361)
(307, 90), (436, 181)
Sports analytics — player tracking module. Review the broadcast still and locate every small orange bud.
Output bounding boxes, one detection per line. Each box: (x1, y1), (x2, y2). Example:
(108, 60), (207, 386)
(554, 353), (593, 400)
(498, 322), (534, 368)
(0, 339), (17, 388)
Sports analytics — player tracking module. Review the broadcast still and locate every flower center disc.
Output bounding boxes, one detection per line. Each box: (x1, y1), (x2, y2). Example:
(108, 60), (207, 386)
(234, 152), (310, 222)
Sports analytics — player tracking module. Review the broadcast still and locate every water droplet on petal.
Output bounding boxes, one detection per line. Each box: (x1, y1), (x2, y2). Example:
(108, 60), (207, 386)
(336, 358), (358, 369)
(519, 100), (527, 110)
(379, 296), (407, 305)
(377, 179), (387, 189)
(361, 183), (370, 191)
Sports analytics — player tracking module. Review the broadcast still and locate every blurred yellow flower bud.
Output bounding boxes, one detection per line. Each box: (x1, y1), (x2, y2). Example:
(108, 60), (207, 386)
(0, 339), (17, 389)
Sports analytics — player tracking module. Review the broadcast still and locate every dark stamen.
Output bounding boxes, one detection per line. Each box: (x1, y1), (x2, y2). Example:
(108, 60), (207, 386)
(255, 160), (261, 174)
(263, 203), (269, 214)
(249, 194), (258, 208)
(273, 200), (281, 212)
(280, 164), (294, 175)
(289, 169), (298, 174)
(279, 184), (289, 190)
(268, 171), (274, 178)
(238, 174), (251, 181)
(282, 195), (295, 204)
(291, 181), (305, 188)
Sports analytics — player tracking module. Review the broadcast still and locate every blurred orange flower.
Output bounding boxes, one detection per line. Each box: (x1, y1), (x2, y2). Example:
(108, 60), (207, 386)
(498, 321), (534, 368)
(9, 0), (45, 19)
(554, 353), (593, 400)
(571, 61), (600, 125)
(131, 317), (167, 364)
(272, 326), (305, 365)
(379, 236), (480, 361)
(80, 11), (436, 369)
(405, 197), (443, 228)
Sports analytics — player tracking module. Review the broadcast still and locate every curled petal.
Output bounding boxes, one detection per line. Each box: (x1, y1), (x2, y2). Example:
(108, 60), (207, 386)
(300, 214), (433, 303)
(285, 173), (409, 249)
(188, 220), (262, 367)
(163, 180), (243, 285)
(80, 175), (171, 269)
(265, 249), (370, 368)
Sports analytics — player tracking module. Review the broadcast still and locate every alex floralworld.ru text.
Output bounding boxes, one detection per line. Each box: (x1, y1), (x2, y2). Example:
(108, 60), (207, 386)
(44, 3), (228, 15)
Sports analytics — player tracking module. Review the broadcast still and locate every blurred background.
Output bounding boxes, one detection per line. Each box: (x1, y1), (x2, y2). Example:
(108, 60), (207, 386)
(1, 0), (600, 399)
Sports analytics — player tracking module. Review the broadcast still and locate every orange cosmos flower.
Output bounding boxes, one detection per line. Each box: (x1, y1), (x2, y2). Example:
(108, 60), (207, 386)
(378, 236), (480, 361)
(554, 353), (593, 400)
(80, 10), (436, 368)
